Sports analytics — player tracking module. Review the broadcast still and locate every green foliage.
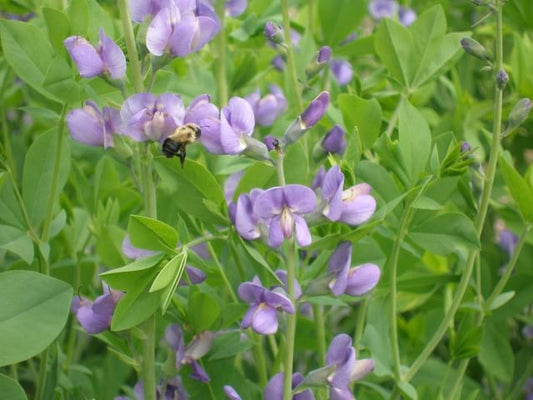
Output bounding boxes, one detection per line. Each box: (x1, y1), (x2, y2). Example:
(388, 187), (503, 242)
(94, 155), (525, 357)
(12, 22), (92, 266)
(0, 374), (28, 400)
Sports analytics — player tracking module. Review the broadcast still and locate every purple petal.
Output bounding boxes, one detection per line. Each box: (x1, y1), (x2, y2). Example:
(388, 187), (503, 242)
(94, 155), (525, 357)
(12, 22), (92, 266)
(225, 97), (255, 135)
(64, 36), (104, 78)
(326, 334), (353, 366)
(322, 125), (347, 154)
(328, 241), (352, 274)
(226, 0), (247, 17)
(399, 7), (417, 26)
(76, 303), (109, 334)
(294, 215), (312, 246)
(122, 235), (157, 259)
(331, 60), (353, 87)
(71, 296), (82, 313)
(121, 93), (156, 126)
(264, 372), (283, 400)
(329, 387), (354, 400)
(224, 171), (244, 204)
(129, 0), (158, 22)
(190, 360), (210, 382)
(102, 107), (122, 147)
(252, 305), (279, 334)
(317, 46), (332, 63)
(283, 185), (317, 214)
(345, 264), (381, 296)
(312, 166), (326, 191)
(185, 266), (206, 284)
(322, 166), (344, 221)
(295, 389), (316, 400)
(238, 282), (265, 303)
(300, 91), (329, 129)
(271, 55), (285, 71)
(184, 94), (218, 125)
(368, 0), (398, 19)
(235, 193), (261, 240)
(267, 215), (284, 248)
(275, 270), (302, 299)
(330, 348), (356, 389)
(224, 385), (242, 400)
(146, 5), (179, 56)
(67, 105), (105, 146)
(264, 289), (294, 314)
(165, 324), (185, 352)
(339, 190), (376, 226)
(254, 187), (285, 218)
(351, 358), (374, 381)
(241, 304), (257, 329)
(98, 28), (126, 79)
(255, 94), (280, 126)
(192, 15), (219, 51)
(199, 117), (225, 153)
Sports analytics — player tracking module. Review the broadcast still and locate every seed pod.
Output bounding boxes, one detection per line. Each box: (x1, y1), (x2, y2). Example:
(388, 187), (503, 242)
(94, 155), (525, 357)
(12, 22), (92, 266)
(461, 37), (490, 61)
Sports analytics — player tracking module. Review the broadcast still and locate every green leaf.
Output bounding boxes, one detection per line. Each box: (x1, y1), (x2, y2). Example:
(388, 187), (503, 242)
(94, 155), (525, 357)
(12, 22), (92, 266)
(306, 296), (348, 307)
(0, 225), (33, 264)
(101, 254), (164, 290)
(235, 236), (282, 284)
(150, 251), (186, 292)
(160, 251), (188, 314)
(398, 99), (431, 185)
(230, 52), (257, 91)
(318, 0), (367, 45)
(0, 20), (54, 100)
(284, 142), (309, 185)
(307, 219), (381, 251)
(398, 381), (418, 400)
(43, 7), (71, 53)
(0, 373), (28, 400)
(499, 154), (533, 222)
(96, 225), (126, 268)
(487, 291), (515, 311)
(67, 0), (89, 36)
(42, 57), (81, 104)
(155, 158), (226, 225)
(451, 326), (483, 360)
(0, 271), (72, 366)
(128, 215), (178, 252)
(374, 18), (414, 88)
(233, 162), (276, 200)
(409, 212), (480, 256)
(189, 292), (220, 332)
(355, 161), (400, 203)
(209, 331), (253, 361)
(478, 323), (514, 382)
(22, 129), (71, 226)
(338, 94), (383, 150)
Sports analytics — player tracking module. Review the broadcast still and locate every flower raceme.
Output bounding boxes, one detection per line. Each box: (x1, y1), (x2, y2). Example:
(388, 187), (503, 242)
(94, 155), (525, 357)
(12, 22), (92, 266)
(238, 277), (295, 335)
(64, 28), (126, 79)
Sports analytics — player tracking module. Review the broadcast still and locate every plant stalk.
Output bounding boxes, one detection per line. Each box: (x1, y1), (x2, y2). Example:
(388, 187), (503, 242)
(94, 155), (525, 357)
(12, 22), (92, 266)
(280, 0), (303, 113)
(215, 0), (228, 106)
(283, 238), (297, 400)
(118, 0), (144, 93)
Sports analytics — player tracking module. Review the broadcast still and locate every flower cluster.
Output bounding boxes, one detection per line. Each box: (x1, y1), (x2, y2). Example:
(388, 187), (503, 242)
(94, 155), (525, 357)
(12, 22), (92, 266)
(368, 0), (417, 26)
(245, 85), (287, 127)
(71, 285), (123, 334)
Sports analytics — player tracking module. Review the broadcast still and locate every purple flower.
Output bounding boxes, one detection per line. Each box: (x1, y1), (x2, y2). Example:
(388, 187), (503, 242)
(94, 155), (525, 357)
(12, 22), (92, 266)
(165, 324), (213, 382)
(339, 184), (376, 225)
(327, 241), (380, 297)
(271, 55), (285, 71)
(265, 21), (284, 46)
(326, 334), (374, 399)
(320, 166), (345, 222)
(66, 101), (121, 148)
(285, 92), (330, 146)
(331, 59), (353, 86)
(306, 46), (332, 80)
(245, 85), (287, 127)
(235, 189), (265, 240)
(321, 125), (347, 154)
(253, 185), (317, 247)
(238, 278), (295, 335)
(264, 372), (315, 400)
(368, 0), (398, 20)
(200, 96), (255, 154)
(224, 170), (244, 221)
(312, 166), (326, 191)
(498, 229), (518, 258)
(181, 266), (207, 286)
(129, 0), (164, 22)
(224, 385), (242, 400)
(71, 286), (123, 334)
(275, 270), (302, 299)
(64, 28), (126, 79)
(399, 7), (417, 26)
(146, 0), (220, 57)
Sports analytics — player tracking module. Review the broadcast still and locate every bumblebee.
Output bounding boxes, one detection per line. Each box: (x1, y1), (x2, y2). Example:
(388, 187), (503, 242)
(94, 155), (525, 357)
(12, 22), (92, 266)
(162, 123), (201, 168)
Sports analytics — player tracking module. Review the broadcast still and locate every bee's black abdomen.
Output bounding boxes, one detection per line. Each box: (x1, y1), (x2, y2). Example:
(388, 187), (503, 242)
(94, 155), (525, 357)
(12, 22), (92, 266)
(162, 139), (179, 157)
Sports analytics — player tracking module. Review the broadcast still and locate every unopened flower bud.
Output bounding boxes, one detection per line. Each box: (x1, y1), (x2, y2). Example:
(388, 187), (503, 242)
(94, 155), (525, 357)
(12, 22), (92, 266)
(505, 98), (532, 134)
(461, 37), (490, 62)
(305, 46), (332, 80)
(460, 141), (472, 153)
(264, 21), (284, 46)
(496, 69), (509, 90)
(284, 92), (330, 146)
(243, 136), (273, 162)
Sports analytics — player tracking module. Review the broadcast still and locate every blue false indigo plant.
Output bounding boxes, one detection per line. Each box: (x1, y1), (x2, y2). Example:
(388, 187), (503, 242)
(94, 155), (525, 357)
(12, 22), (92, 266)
(1, 1), (532, 399)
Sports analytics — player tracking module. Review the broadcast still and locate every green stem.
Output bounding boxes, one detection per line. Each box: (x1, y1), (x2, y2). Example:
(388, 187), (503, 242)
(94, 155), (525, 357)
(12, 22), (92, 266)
(308, 0), (315, 36)
(268, 335), (279, 358)
(35, 350), (49, 400)
(206, 241), (238, 303)
(253, 334), (269, 387)
(184, 231), (228, 248)
(276, 153), (286, 186)
(389, 201), (414, 383)
(283, 238), (297, 400)
(313, 304), (327, 364)
(0, 80), (16, 180)
(353, 297), (368, 347)
(215, 0), (228, 106)
(403, 1), (505, 383)
(10, 364), (17, 380)
(280, 0), (303, 113)
(118, 0), (144, 93)
(384, 100), (402, 137)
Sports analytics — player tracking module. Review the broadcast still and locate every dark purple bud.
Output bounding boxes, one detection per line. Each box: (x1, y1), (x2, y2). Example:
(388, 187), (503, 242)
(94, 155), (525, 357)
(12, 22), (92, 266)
(506, 98), (531, 133)
(271, 55), (285, 71)
(331, 59), (353, 86)
(318, 46), (332, 63)
(321, 125), (347, 154)
(496, 69), (509, 90)
(306, 46), (332, 80)
(461, 37), (490, 61)
(498, 229), (518, 258)
(264, 21), (284, 46)
(184, 266), (206, 285)
(399, 7), (417, 26)
(285, 92), (330, 145)
(263, 135), (278, 151)
(190, 360), (210, 382)
(460, 141), (472, 153)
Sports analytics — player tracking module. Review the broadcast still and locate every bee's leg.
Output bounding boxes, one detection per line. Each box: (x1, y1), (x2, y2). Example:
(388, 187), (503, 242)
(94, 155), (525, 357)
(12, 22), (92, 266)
(178, 145), (186, 169)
